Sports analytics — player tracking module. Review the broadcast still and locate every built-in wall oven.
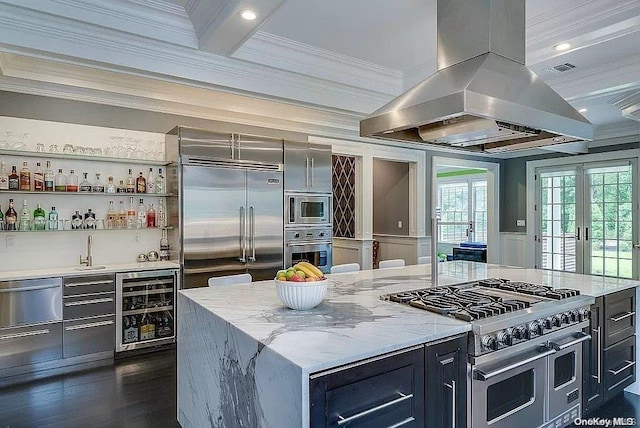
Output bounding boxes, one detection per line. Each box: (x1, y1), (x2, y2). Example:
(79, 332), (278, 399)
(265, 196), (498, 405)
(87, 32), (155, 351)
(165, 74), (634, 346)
(284, 226), (332, 274)
(285, 193), (331, 226)
(471, 322), (590, 428)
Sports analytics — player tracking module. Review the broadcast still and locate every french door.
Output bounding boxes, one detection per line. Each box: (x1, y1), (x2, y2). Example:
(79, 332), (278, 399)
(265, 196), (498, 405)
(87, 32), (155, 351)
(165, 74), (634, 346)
(536, 160), (638, 279)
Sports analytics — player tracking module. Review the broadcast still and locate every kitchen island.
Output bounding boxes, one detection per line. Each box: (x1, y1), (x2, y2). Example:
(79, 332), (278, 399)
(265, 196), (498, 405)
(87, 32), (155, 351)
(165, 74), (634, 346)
(177, 261), (639, 427)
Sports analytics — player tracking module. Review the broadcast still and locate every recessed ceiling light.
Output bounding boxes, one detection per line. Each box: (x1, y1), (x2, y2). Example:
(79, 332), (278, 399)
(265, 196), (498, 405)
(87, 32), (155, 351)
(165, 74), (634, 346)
(554, 42), (571, 51)
(578, 108), (587, 113)
(240, 9), (257, 20)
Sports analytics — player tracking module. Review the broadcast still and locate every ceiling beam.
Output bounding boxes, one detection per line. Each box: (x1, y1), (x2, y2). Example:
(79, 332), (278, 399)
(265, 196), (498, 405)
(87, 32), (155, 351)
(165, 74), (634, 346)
(186, 0), (286, 56)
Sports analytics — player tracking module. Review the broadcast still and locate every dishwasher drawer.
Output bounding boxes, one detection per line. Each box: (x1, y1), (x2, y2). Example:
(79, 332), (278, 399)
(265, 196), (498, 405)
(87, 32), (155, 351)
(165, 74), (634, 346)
(0, 278), (62, 328)
(0, 322), (63, 370)
(63, 315), (115, 358)
(63, 275), (114, 296)
(63, 292), (115, 320)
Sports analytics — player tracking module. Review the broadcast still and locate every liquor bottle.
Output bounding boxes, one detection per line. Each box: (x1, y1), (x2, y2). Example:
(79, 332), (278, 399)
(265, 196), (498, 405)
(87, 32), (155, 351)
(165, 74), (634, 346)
(146, 203), (156, 228)
(79, 172), (92, 193)
(0, 161), (9, 190)
(126, 196), (137, 229)
(66, 170), (79, 192)
(126, 169), (135, 193)
(155, 168), (165, 194)
(156, 199), (165, 228)
(106, 201), (117, 228)
(137, 198), (147, 228)
(146, 168), (156, 194)
(8, 166), (19, 190)
(106, 176), (116, 194)
(19, 162), (30, 191)
(140, 313), (156, 340)
(33, 162), (44, 191)
(136, 172), (146, 193)
(44, 161), (54, 191)
(117, 180), (126, 194)
(71, 210), (83, 230)
(54, 168), (66, 192)
(19, 200), (31, 231)
(83, 209), (96, 229)
(5, 199), (17, 230)
(92, 173), (105, 193)
(159, 228), (170, 261)
(48, 206), (58, 230)
(118, 200), (127, 229)
(123, 316), (139, 344)
(33, 204), (46, 230)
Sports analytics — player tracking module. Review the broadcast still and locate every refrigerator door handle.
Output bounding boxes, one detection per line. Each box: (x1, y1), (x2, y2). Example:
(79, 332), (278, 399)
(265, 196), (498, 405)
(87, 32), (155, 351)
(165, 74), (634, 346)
(248, 206), (256, 262)
(238, 207), (246, 262)
(305, 157), (310, 187)
(310, 157), (314, 187)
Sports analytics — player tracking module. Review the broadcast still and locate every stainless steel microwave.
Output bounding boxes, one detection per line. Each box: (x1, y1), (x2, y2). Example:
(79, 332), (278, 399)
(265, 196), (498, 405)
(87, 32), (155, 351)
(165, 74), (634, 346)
(286, 194), (331, 226)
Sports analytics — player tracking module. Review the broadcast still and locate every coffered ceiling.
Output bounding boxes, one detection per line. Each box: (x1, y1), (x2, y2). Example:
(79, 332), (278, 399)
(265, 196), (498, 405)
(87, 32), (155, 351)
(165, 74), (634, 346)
(0, 0), (638, 155)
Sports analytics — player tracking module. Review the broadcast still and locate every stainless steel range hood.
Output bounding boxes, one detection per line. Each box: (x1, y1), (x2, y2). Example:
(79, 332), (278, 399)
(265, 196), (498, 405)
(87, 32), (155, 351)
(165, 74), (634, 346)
(360, 0), (594, 153)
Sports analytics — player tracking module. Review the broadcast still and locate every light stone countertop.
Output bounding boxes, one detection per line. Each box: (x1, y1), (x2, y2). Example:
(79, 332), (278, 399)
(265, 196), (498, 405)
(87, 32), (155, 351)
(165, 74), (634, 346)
(0, 261), (180, 281)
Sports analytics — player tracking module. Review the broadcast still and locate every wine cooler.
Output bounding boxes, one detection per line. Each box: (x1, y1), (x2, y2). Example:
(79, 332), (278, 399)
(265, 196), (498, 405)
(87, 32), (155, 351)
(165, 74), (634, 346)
(115, 269), (178, 352)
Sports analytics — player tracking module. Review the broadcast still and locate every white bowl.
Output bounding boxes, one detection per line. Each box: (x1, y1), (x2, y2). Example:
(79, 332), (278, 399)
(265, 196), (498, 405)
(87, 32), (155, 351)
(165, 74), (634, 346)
(275, 278), (328, 310)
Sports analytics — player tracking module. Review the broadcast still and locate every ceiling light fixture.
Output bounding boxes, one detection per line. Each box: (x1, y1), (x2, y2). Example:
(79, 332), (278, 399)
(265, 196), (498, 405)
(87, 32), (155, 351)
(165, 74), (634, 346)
(240, 9), (257, 20)
(578, 108), (587, 113)
(554, 42), (571, 51)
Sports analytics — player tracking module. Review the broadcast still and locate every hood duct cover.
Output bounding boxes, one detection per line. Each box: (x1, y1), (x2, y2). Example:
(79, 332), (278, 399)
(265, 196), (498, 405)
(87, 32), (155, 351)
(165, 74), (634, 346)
(360, 0), (594, 153)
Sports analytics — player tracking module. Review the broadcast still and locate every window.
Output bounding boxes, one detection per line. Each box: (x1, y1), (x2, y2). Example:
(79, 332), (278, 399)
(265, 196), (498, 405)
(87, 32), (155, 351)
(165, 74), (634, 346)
(437, 178), (487, 244)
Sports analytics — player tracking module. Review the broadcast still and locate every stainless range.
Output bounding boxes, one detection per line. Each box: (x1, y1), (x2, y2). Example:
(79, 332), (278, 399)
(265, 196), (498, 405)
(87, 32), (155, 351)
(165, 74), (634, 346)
(383, 278), (595, 428)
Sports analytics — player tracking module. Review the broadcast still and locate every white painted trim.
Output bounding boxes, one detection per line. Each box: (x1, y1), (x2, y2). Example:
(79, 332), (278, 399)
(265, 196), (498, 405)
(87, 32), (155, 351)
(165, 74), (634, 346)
(431, 156), (501, 264)
(525, 148), (640, 268)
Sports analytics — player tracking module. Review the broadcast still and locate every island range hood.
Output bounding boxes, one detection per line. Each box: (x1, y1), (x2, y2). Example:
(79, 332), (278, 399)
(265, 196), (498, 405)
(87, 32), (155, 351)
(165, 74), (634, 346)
(360, 0), (594, 153)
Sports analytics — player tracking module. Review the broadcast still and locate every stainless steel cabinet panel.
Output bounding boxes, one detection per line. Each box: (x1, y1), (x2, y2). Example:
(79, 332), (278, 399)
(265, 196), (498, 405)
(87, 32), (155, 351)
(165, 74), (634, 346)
(284, 141), (309, 191)
(308, 143), (332, 193)
(63, 315), (115, 358)
(246, 170), (284, 281)
(63, 292), (115, 320)
(0, 278), (62, 328)
(63, 275), (114, 296)
(0, 322), (62, 370)
(236, 134), (283, 164)
(182, 165), (247, 287)
(179, 128), (234, 160)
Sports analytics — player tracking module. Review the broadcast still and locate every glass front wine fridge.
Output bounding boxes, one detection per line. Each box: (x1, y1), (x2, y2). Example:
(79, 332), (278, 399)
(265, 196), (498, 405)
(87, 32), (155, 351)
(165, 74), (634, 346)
(116, 269), (178, 351)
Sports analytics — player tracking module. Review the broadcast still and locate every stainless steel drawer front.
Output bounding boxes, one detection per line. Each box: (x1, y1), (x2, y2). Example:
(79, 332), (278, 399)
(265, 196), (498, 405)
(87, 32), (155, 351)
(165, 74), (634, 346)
(0, 322), (62, 370)
(63, 292), (115, 320)
(0, 278), (62, 328)
(63, 315), (115, 358)
(63, 275), (114, 296)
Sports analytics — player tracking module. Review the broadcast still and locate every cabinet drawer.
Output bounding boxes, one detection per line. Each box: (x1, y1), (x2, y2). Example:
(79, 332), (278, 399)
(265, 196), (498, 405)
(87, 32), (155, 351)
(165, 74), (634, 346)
(63, 292), (115, 320)
(63, 275), (114, 296)
(604, 334), (635, 401)
(63, 315), (115, 358)
(310, 347), (424, 428)
(604, 288), (635, 348)
(0, 322), (62, 370)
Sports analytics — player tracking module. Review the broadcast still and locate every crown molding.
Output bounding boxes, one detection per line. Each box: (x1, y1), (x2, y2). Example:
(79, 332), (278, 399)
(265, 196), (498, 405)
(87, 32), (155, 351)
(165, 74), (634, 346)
(0, 2), (392, 114)
(592, 120), (639, 142)
(234, 31), (402, 96)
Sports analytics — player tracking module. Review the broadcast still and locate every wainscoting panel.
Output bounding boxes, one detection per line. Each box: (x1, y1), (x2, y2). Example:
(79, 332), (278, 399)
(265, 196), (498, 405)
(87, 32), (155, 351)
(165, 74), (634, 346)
(499, 232), (529, 268)
(373, 235), (431, 267)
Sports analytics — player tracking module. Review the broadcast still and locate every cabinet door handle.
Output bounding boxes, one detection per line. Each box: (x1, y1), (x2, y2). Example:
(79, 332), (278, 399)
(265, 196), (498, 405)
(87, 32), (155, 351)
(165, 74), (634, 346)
(592, 326), (601, 384)
(576, 227), (580, 241)
(610, 311), (635, 322)
(0, 329), (50, 341)
(609, 360), (635, 376)
(445, 380), (456, 428)
(64, 297), (113, 306)
(388, 417), (416, 428)
(238, 207), (246, 262)
(248, 206), (256, 262)
(65, 320), (114, 331)
(0, 284), (59, 293)
(65, 280), (112, 287)
(336, 392), (413, 426)
(585, 227), (589, 241)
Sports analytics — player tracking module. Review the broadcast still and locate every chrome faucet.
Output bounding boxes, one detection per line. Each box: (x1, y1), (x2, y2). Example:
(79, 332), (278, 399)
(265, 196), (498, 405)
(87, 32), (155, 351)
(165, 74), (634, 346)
(80, 235), (93, 267)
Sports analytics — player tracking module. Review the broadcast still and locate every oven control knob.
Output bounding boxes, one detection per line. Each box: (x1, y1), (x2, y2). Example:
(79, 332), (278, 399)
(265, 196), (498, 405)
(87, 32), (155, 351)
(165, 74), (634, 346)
(497, 331), (513, 346)
(319, 232), (325, 237)
(561, 312), (571, 324)
(544, 317), (554, 330)
(578, 308), (591, 322)
(552, 315), (562, 327)
(570, 310), (580, 322)
(528, 321), (542, 336)
(294, 233), (300, 238)
(514, 326), (526, 340)
(482, 335), (498, 351)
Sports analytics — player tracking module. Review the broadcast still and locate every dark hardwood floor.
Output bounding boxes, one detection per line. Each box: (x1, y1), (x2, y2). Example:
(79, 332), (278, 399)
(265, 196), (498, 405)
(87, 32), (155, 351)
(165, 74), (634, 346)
(0, 349), (178, 428)
(0, 347), (638, 428)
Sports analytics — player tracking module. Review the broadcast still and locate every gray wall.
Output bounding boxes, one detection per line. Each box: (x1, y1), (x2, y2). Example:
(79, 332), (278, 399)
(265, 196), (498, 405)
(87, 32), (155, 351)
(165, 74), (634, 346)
(373, 159), (410, 235)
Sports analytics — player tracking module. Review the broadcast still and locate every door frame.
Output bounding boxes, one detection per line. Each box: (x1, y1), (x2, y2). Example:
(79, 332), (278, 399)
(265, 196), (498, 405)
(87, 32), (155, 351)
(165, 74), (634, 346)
(525, 149), (640, 268)
(432, 156), (500, 264)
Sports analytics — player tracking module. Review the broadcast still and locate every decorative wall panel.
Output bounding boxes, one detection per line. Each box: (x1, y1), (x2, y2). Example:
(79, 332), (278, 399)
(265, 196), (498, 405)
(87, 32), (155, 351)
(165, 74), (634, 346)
(332, 155), (356, 238)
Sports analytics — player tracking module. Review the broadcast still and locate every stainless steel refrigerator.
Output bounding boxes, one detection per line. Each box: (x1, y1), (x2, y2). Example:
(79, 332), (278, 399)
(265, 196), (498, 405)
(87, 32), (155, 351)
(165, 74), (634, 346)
(166, 126), (285, 288)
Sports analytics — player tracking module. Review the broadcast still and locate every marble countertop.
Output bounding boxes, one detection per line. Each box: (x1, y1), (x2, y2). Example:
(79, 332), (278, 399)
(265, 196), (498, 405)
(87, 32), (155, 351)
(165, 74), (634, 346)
(179, 261), (639, 374)
(0, 261), (180, 281)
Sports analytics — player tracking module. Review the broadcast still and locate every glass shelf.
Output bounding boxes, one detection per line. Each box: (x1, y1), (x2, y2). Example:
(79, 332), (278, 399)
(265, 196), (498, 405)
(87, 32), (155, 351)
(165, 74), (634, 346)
(123, 305), (174, 316)
(0, 149), (172, 166)
(0, 190), (174, 197)
(0, 226), (173, 233)
(122, 288), (174, 298)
